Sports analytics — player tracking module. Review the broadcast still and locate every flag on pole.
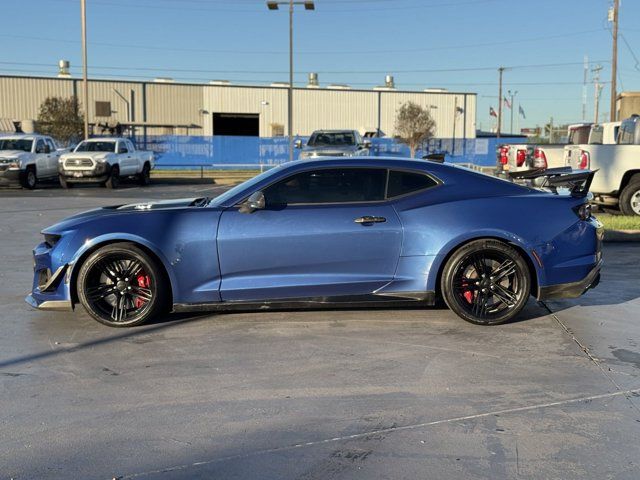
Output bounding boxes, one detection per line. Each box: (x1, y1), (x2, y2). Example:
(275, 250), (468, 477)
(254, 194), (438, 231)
(503, 96), (512, 109)
(518, 105), (526, 119)
(489, 106), (497, 117)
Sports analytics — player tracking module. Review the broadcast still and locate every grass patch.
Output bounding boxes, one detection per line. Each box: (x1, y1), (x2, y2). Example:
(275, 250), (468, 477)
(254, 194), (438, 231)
(596, 214), (640, 231)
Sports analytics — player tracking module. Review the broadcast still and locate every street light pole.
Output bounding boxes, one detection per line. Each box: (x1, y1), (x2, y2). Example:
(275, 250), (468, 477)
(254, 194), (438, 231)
(81, 0), (89, 139)
(267, 1), (314, 162)
(288, 0), (294, 162)
(508, 90), (518, 135)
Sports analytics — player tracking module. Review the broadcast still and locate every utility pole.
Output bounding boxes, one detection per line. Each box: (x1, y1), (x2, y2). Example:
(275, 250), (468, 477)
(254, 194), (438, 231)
(593, 64), (604, 123)
(81, 0), (89, 139)
(497, 67), (504, 138)
(609, 0), (619, 121)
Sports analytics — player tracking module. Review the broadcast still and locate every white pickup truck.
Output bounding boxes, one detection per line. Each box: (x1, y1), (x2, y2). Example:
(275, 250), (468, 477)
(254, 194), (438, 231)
(564, 121), (620, 169)
(0, 134), (62, 189)
(565, 115), (640, 215)
(59, 137), (154, 189)
(530, 123), (592, 170)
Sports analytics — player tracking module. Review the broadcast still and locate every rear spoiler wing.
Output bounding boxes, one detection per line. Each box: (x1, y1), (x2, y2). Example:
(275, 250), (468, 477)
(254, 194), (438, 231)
(509, 167), (597, 198)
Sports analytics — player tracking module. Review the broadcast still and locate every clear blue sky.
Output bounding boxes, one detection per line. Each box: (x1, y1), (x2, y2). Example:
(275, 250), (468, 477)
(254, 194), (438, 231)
(2, 0), (639, 130)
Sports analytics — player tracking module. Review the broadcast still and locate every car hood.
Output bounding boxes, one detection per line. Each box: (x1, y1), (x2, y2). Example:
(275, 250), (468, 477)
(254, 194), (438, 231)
(42, 197), (212, 233)
(0, 150), (30, 159)
(301, 146), (358, 156)
(62, 152), (112, 160)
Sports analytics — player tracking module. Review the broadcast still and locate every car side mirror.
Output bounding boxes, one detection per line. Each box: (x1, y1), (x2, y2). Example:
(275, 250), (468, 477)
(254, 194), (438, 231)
(294, 139), (303, 149)
(239, 191), (265, 213)
(118, 147), (127, 154)
(43, 145), (51, 154)
(363, 140), (372, 149)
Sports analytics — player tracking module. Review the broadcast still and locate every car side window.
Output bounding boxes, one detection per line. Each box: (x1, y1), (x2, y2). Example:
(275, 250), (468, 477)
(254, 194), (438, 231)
(387, 170), (438, 198)
(35, 139), (46, 153)
(126, 140), (135, 151)
(46, 139), (56, 151)
(264, 168), (387, 206)
(118, 142), (128, 153)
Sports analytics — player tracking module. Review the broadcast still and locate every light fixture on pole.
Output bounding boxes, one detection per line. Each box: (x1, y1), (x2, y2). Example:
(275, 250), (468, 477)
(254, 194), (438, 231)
(266, 1), (315, 163)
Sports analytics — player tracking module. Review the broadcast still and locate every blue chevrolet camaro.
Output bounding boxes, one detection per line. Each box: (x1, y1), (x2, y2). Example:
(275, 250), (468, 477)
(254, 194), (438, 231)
(26, 157), (603, 327)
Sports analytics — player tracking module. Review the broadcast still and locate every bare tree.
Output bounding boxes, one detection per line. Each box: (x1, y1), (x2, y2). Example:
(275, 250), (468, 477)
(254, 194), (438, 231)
(37, 96), (84, 146)
(394, 101), (436, 157)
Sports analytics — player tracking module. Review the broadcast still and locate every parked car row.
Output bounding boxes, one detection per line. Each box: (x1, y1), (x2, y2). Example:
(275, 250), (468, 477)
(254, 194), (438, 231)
(0, 135), (154, 189)
(497, 117), (640, 215)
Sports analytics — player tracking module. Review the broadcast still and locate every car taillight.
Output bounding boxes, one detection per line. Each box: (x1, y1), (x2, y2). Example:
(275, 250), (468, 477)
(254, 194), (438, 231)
(516, 149), (526, 167)
(498, 146), (509, 165)
(574, 203), (592, 221)
(579, 150), (589, 169)
(533, 148), (547, 169)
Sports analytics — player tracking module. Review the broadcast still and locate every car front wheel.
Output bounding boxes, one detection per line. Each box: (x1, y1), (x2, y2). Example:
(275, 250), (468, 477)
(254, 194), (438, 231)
(441, 239), (531, 325)
(21, 167), (37, 189)
(104, 165), (120, 189)
(76, 242), (168, 327)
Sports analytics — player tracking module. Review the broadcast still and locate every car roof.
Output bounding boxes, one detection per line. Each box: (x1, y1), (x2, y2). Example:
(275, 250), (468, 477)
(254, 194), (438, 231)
(82, 137), (124, 142)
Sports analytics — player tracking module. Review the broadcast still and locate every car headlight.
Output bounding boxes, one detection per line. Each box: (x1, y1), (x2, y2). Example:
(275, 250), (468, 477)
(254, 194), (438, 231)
(8, 160), (20, 169)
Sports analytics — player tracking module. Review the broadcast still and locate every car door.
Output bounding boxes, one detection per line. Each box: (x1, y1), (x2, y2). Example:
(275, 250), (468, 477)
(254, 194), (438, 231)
(217, 167), (403, 302)
(33, 139), (50, 177)
(44, 138), (59, 177)
(117, 140), (135, 175)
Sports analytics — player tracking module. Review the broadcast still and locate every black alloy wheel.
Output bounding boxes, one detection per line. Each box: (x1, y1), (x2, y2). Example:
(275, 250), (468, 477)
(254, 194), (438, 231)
(105, 165), (120, 189)
(77, 243), (168, 327)
(138, 163), (151, 186)
(441, 239), (530, 325)
(21, 167), (37, 189)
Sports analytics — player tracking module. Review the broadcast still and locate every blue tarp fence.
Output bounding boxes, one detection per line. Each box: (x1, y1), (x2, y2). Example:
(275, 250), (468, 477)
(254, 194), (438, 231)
(132, 135), (526, 169)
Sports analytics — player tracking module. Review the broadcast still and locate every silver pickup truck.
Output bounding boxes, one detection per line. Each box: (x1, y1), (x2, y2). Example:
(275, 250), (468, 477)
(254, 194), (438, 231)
(295, 130), (371, 159)
(0, 134), (63, 189)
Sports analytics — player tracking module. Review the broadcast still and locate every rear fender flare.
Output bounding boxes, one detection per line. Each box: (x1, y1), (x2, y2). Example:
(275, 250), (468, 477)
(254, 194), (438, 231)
(427, 229), (544, 293)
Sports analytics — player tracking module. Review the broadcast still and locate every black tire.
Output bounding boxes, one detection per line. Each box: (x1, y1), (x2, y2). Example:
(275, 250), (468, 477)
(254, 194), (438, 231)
(59, 175), (73, 189)
(441, 239), (531, 325)
(619, 180), (640, 216)
(20, 166), (37, 189)
(76, 242), (169, 327)
(105, 165), (120, 189)
(138, 162), (151, 186)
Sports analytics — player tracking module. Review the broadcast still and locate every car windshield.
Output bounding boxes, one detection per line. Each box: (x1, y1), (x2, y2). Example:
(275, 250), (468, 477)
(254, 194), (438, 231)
(208, 166), (283, 207)
(75, 141), (116, 152)
(308, 132), (356, 147)
(0, 138), (33, 152)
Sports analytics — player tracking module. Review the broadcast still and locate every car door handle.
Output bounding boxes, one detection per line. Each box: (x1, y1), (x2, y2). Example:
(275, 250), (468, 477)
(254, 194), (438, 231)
(354, 216), (386, 224)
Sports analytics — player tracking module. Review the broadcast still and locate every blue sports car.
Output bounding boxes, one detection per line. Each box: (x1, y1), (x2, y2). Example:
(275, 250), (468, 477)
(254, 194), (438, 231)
(26, 157), (603, 327)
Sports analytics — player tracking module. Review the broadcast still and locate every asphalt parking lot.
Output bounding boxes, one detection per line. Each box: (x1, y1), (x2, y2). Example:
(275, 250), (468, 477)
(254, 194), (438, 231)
(1, 181), (639, 480)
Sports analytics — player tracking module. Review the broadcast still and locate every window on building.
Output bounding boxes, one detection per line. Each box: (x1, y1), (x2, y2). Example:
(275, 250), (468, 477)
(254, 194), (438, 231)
(95, 101), (112, 117)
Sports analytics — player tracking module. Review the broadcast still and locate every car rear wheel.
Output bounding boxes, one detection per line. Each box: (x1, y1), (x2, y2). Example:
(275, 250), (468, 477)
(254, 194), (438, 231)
(441, 239), (531, 325)
(619, 180), (640, 216)
(21, 166), (37, 189)
(77, 243), (168, 327)
(104, 165), (120, 189)
(138, 162), (151, 186)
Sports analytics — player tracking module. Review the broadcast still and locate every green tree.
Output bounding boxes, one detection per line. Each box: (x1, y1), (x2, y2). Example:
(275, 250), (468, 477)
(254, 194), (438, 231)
(394, 101), (436, 158)
(37, 96), (84, 145)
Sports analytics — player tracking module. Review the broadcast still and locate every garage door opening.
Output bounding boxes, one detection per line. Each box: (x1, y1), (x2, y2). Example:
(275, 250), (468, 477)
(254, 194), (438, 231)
(212, 113), (259, 136)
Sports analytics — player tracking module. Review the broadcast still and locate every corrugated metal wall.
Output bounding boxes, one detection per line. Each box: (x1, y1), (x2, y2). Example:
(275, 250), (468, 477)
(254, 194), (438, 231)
(0, 75), (476, 139)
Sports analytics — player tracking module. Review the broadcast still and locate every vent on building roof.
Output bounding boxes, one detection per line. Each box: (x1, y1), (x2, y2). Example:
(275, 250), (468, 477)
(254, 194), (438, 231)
(307, 72), (319, 88)
(58, 60), (71, 78)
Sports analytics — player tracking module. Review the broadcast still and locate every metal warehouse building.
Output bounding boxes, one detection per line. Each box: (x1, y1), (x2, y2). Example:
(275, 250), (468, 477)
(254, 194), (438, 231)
(0, 74), (476, 139)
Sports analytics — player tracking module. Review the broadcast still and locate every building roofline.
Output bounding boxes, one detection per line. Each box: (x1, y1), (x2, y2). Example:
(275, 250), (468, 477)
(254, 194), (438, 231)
(0, 73), (477, 96)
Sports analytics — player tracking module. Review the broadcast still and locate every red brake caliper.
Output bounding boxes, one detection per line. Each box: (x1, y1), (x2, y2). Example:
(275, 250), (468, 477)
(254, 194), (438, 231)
(461, 279), (474, 303)
(134, 273), (151, 309)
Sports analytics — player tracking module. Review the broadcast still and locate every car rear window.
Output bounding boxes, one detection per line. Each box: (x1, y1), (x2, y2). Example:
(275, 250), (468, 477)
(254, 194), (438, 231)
(387, 170), (438, 198)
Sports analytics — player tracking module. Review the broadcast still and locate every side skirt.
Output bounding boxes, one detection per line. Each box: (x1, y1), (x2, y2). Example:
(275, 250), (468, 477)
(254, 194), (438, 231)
(173, 292), (436, 314)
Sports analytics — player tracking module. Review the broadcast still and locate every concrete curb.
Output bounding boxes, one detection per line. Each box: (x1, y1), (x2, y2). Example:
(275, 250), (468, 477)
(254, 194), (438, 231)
(603, 230), (640, 242)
